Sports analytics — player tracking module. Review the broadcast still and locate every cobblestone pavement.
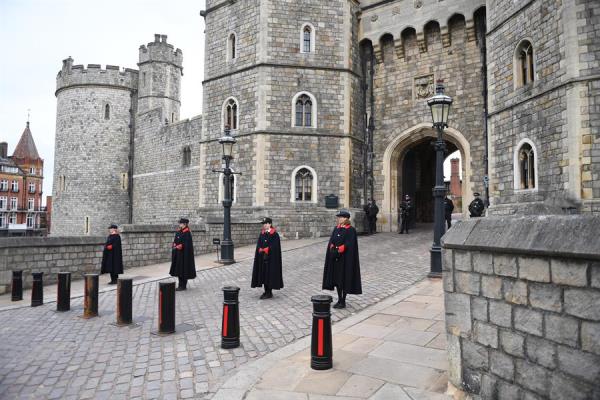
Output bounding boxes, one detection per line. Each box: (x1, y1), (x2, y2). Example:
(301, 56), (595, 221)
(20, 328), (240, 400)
(0, 229), (432, 400)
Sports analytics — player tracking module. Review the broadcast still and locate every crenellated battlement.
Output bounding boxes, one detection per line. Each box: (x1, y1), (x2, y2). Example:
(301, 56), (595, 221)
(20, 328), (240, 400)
(138, 34), (183, 68)
(56, 57), (138, 95)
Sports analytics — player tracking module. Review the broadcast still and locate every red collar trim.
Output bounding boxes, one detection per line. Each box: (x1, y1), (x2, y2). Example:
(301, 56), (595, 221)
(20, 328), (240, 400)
(336, 224), (351, 229)
(261, 227), (276, 235)
(182, 227), (190, 233)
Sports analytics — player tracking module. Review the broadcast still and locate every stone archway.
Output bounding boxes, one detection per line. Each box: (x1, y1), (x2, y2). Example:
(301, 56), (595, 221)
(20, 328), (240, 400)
(380, 123), (472, 232)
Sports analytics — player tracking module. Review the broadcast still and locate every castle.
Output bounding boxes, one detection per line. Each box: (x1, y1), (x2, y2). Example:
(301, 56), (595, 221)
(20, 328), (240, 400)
(51, 0), (600, 237)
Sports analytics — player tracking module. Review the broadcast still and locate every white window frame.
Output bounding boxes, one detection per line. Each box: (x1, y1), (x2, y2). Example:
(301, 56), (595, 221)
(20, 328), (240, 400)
(0, 213), (6, 227)
(26, 214), (34, 228)
(221, 97), (240, 131)
(300, 23), (316, 54)
(9, 213), (16, 225)
(291, 91), (318, 128)
(290, 165), (318, 204)
(28, 198), (34, 211)
(10, 197), (17, 210)
(513, 138), (539, 192)
(0, 197), (6, 210)
(29, 182), (35, 193)
(29, 167), (35, 175)
(0, 180), (7, 191)
(218, 170), (238, 204)
(11, 180), (18, 192)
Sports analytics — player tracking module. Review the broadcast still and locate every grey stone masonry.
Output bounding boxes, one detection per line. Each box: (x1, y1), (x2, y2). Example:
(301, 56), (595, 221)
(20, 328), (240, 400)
(0, 221), (260, 294)
(442, 215), (600, 399)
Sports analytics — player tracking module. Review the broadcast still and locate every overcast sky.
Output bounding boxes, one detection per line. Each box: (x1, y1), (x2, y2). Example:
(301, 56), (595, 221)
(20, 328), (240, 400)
(0, 0), (460, 205)
(0, 0), (206, 202)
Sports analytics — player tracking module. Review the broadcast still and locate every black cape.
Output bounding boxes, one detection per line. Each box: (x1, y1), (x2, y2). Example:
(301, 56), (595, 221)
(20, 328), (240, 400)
(251, 229), (284, 290)
(322, 225), (362, 294)
(101, 234), (123, 274)
(169, 228), (197, 279)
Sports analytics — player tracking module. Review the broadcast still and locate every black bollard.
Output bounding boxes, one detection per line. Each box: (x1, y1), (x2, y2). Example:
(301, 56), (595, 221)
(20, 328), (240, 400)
(31, 272), (44, 307)
(158, 281), (176, 334)
(11, 270), (23, 301)
(310, 295), (333, 370)
(82, 274), (99, 318)
(221, 286), (241, 349)
(56, 272), (71, 311)
(116, 278), (133, 326)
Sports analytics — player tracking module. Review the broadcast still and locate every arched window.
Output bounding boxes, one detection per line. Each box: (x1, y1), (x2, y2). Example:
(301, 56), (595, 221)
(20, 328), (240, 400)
(223, 98), (239, 130)
(290, 166), (318, 203)
(104, 104), (110, 120)
(227, 33), (237, 62)
(300, 23), (316, 54)
(292, 92), (317, 128)
(515, 40), (535, 88)
(182, 146), (192, 167)
(514, 139), (537, 190)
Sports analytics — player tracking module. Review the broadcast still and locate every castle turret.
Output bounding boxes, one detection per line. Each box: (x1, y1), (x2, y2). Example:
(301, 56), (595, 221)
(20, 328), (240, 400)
(52, 59), (138, 236)
(137, 34), (183, 122)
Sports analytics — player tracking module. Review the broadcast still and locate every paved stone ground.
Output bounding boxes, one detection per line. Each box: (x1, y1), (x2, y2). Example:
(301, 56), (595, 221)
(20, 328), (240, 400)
(0, 229), (432, 400)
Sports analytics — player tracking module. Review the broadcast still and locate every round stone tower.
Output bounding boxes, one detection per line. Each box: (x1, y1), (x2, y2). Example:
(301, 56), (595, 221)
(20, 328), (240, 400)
(137, 34), (183, 123)
(51, 57), (138, 236)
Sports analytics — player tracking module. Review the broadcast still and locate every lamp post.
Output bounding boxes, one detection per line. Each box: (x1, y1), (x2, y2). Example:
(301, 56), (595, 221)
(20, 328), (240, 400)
(217, 126), (236, 264)
(427, 81), (453, 278)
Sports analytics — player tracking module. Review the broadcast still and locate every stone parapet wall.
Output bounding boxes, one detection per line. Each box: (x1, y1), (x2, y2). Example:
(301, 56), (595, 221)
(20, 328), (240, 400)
(442, 215), (600, 399)
(0, 222), (261, 294)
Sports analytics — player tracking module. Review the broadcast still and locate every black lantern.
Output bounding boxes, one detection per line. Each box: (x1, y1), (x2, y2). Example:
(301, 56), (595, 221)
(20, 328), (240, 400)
(426, 80), (452, 278)
(219, 126), (236, 160)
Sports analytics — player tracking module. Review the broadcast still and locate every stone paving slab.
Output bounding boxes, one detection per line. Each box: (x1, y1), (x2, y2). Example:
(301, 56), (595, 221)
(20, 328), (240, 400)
(216, 278), (452, 400)
(0, 230), (432, 399)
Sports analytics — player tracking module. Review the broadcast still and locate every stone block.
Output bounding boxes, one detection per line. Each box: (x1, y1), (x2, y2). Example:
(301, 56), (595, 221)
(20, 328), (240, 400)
(494, 255), (518, 277)
(591, 262), (600, 289)
(529, 283), (562, 312)
(445, 293), (472, 336)
(499, 330), (524, 358)
(497, 381), (520, 400)
(564, 288), (600, 321)
(551, 259), (588, 286)
(489, 300), (512, 328)
(479, 373), (496, 399)
(455, 271), (480, 295)
(549, 372), (594, 400)
(447, 333), (462, 386)
(502, 279), (528, 305)
(473, 252), (493, 275)
(515, 359), (550, 397)
(490, 350), (514, 381)
(442, 249), (453, 272)
(454, 250), (472, 271)
(514, 307), (543, 336)
(557, 345), (600, 384)
(481, 275), (503, 299)
(462, 340), (489, 370)
(518, 257), (550, 282)
(544, 314), (578, 347)
(581, 321), (600, 355)
(474, 321), (498, 348)
(443, 269), (454, 293)
(471, 297), (488, 322)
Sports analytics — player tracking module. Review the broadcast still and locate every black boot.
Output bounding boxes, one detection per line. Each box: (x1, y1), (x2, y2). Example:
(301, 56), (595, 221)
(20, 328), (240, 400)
(176, 277), (187, 291)
(109, 273), (118, 285)
(260, 285), (273, 299)
(333, 288), (346, 309)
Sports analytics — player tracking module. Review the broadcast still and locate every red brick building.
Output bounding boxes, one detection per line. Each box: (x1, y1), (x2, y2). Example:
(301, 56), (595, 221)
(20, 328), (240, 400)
(0, 122), (45, 236)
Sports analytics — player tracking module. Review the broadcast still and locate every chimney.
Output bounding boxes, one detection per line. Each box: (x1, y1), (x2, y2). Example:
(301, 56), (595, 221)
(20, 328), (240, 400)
(0, 142), (7, 158)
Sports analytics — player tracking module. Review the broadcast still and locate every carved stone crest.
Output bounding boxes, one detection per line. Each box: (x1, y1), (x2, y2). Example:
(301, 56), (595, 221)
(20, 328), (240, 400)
(371, 14), (379, 22)
(414, 0), (423, 8)
(392, 7), (401, 15)
(414, 74), (435, 100)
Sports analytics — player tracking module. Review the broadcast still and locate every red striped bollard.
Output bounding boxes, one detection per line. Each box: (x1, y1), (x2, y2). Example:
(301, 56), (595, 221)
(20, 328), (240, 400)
(116, 278), (133, 326)
(311, 295), (333, 370)
(56, 272), (71, 312)
(158, 282), (176, 334)
(221, 286), (240, 349)
(31, 272), (44, 307)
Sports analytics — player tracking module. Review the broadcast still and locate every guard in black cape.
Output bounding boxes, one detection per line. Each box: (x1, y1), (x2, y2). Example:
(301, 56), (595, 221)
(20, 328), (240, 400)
(101, 224), (123, 284)
(468, 192), (485, 218)
(322, 209), (362, 309)
(170, 218), (197, 291)
(445, 196), (455, 229)
(399, 195), (413, 234)
(251, 217), (284, 299)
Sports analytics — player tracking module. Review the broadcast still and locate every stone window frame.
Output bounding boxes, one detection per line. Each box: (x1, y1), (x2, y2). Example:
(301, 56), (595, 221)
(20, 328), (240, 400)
(227, 31), (238, 63)
(120, 172), (128, 190)
(290, 165), (318, 204)
(104, 103), (111, 120)
(182, 146), (192, 167)
(513, 39), (536, 89)
(291, 91), (318, 129)
(57, 175), (66, 192)
(218, 170), (237, 204)
(84, 216), (90, 235)
(513, 138), (538, 192)
(222, 97), (240, 131)
(300, 23), (316, 54)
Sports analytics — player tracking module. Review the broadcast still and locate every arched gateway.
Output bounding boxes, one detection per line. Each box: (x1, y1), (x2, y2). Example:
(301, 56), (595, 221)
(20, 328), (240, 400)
(380, 123), (472, 232)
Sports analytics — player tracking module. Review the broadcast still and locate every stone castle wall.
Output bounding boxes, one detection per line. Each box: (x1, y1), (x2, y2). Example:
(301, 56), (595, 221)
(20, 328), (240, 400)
(442, 216), (600, 399)
(52, 62), (135, 236)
